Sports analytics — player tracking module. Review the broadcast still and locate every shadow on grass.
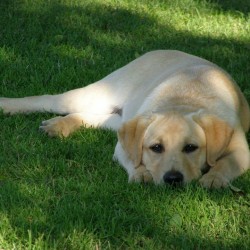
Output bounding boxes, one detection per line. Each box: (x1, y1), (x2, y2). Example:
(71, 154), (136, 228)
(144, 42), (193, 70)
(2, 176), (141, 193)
(1, 0), (249, 94)
(0, 0), (249, 248)
(207, 0), (250, 15)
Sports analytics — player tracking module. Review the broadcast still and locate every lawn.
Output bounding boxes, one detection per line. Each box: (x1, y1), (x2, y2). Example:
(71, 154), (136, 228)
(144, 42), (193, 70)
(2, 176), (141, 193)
(0, 0), (250, 249)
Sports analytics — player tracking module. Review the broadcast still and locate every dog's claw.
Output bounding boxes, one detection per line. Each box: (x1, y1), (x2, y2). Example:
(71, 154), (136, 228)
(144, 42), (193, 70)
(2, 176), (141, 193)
(38, 116), (69, 137)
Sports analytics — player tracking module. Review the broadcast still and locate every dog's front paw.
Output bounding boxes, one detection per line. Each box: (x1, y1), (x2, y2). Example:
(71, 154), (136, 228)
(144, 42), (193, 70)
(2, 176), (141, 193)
(199, 172), (229, 188)
(129, 165), (153, 183)
(39, 116), (70, 137)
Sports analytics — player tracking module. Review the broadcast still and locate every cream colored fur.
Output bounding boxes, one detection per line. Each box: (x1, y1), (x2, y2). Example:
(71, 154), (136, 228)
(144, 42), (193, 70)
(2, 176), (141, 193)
(0, 50), (249, 188)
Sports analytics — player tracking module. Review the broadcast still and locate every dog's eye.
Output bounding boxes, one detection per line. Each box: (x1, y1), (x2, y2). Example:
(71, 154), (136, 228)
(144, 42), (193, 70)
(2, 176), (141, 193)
(150, 144), (164, 153)
(182, 144), (198, 153)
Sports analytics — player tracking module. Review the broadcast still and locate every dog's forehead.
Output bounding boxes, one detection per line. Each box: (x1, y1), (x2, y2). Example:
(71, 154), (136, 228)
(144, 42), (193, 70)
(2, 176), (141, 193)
(145, 114), (191, 140)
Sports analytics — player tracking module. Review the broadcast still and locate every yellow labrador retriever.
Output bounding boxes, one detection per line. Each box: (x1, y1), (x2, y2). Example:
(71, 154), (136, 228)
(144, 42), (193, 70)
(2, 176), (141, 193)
(0, 50), (249, 188)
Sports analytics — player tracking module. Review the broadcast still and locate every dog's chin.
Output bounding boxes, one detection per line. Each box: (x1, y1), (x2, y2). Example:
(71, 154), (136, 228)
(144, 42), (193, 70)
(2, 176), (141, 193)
(151, 175), (185, 187)
(155, 175), (201, 187)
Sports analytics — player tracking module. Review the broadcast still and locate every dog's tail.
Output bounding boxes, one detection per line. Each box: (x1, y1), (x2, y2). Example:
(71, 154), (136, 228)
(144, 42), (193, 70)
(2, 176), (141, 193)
(0, 83), (116, 116)
(0, 94), (69, 115)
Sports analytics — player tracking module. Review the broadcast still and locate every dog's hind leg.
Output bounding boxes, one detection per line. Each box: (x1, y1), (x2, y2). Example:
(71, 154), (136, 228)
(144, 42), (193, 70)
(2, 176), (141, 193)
(39, 112), (122, 137)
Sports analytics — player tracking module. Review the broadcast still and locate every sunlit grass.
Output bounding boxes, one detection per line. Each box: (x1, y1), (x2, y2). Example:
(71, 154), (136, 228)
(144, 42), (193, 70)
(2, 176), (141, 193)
(0, 0), (249, 249)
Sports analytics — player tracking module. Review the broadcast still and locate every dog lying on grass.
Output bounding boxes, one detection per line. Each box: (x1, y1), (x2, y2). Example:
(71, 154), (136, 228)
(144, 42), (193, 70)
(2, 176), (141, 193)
(1, 50), (249, 188)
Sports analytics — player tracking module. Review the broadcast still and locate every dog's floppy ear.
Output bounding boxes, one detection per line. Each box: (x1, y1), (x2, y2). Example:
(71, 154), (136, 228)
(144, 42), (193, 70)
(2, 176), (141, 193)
(118, 116), (153, 167)
(194, 115), (234, 167)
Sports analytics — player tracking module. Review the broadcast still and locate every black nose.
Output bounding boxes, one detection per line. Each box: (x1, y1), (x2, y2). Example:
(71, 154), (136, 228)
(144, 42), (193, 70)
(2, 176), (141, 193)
(163, 171), (183, 185)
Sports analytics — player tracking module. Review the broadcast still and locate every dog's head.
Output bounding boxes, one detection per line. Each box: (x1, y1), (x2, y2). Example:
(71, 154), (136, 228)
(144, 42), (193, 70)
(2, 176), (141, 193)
(118, 113), (233, 185)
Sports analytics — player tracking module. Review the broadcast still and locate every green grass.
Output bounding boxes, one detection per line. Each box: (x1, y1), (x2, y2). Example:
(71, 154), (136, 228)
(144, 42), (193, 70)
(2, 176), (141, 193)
(0, 0), (250, 249)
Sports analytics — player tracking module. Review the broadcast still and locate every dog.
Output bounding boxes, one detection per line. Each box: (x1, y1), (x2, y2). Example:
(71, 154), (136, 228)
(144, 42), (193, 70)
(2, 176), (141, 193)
(0, 50), (249, 188)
